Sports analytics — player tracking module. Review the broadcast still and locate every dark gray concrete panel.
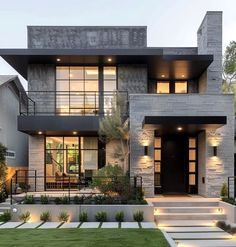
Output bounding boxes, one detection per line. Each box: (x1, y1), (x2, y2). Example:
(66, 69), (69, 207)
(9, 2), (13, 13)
(27, 26), (147, 49)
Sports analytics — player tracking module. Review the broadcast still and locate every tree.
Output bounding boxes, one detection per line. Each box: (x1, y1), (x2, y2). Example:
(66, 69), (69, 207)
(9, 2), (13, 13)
(99, 92), (129, 171)
(223, 41), (236, 92)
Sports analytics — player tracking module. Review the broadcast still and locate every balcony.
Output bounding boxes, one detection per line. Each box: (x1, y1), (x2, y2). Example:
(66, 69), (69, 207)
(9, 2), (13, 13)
(18, 91), (128, 135)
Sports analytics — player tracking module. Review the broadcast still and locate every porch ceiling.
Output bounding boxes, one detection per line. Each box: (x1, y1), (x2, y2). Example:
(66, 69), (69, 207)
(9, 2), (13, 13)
(142, 116), (227, 134)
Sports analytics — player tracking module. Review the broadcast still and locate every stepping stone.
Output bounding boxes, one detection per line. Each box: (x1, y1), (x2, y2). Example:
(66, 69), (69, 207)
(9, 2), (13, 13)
(79, 222), (100, 228)
(121, 222), (139, 228)
(101, 222), (119, 228)
(60, 222), (80, 228)
(170, 232), (232, 240)
(0, 222), (23, 229)
(176, 240), (236, 247)
(38, 222), (61, 229)
(18, 222), (43, 229)
(163, 226), (223, 232)
(141, 222), (157, 229)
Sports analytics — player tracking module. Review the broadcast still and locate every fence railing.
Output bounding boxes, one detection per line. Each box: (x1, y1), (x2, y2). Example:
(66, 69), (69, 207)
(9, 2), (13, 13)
(19, 91), (128, 116)
(10, 171), (142, 205)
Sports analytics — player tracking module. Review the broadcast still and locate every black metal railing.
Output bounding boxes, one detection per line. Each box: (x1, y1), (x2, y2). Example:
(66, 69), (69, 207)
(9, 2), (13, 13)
(19, 91), (128, 116)
(228, 176), (236, 199)
(10, 171), (142, 204)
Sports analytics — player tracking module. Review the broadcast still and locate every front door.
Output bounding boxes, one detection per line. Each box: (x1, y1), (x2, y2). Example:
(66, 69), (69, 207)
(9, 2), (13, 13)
(162, 134), (188, 194)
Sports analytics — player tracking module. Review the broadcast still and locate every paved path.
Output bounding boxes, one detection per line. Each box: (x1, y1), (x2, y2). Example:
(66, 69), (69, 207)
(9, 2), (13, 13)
(0, 221), (156, 229)
(161, 223), (236, 247)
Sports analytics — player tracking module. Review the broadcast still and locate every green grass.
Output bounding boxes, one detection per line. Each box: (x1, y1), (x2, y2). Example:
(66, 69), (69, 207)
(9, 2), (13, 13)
(0, 229), (169, 247)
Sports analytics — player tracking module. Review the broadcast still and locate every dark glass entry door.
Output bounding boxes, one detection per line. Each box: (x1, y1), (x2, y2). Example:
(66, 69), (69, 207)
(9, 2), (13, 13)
(162, 135), (188, 194)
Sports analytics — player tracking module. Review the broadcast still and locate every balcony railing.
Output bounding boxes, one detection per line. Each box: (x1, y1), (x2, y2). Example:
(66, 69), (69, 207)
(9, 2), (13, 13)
(19, 91), (128, 116)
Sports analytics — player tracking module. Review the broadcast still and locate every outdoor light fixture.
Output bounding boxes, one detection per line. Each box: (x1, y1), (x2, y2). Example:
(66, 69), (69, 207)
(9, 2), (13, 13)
(56, 58), (61, 62)
(144, 146), (148, 156)
(73, 131), (77, 135)
(213, 146), (217, 157)
(107, 57), (112, 62)
(177, 126), (183, 131)
(38, 131), (43, 135)
(12, 208), (17, 213)
(181, 74), (185, 78)
(161, 74), (165, 78)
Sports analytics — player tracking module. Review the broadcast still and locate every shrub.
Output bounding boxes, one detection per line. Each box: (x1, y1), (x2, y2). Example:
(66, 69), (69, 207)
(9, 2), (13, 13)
(95, 211), (107, 222)
(23, 195), (35, 204)
(133, 210), (144, 222)
(83, 196), (93, 204)
(220, 183), (228, 198)
(74, 195), (85, 204)
(58, 211), (69, 222)
(55, 195), (70, 204)
(79, 211), (88, 222)
(54, 197), (62, 205)
(40, 195), (49, 204)
(222, 197), (236, 205)
(40, 211), (51, 222)
(115, 211), (124, 222)
(19, 211), (31, 222)
(0, 210), (11, 222)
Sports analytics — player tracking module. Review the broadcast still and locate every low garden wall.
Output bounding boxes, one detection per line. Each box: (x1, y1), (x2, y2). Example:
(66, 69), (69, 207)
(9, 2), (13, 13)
(219, 201), (236, 224)
(11, 203), (154, 222)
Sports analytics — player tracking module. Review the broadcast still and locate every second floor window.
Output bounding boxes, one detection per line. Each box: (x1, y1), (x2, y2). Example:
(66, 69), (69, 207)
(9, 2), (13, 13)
(157, 81), (187, 94)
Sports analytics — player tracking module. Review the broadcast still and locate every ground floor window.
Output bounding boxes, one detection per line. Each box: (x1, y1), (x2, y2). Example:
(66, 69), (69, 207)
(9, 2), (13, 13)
(45, 136), (99, 180)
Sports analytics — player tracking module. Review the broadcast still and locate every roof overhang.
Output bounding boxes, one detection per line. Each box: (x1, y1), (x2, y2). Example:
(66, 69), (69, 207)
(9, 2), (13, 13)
(142, 116), (227, 134)
(0, 48), (213, 80)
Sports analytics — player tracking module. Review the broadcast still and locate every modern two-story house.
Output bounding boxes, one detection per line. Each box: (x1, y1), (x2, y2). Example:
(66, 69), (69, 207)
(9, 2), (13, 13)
(0, 11), (234, 197)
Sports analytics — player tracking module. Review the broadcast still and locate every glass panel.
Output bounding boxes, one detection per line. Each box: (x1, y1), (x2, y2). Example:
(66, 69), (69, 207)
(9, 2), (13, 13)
(104, 80), (117, 91)
(81, 150), (98, 170)
(56, 67), (69, 79)
(104, 67), (116, 80)
(154, 174), (161, 186)
(85, 80), (98, 91)
(70, 67), (84, 79)
(64, 137), (79, 149)
(189, 162), (196, 173)
(85, 67), (98, 79)
(70, 80), (84, 92)
(175, 81), (187, 93)
(155, 138), (161, 148)
(155, 150), (161, 160)
(157, 82), (169, 94)
(155, 162), (161, 172)
(56, 95), (69, 115)
(189, 174), (196, 185)
(57, 80), (69, 91)
(81, 137), (98, 149)
(189, 150), (196, 160)
(46, 149), (64, 176)
(70, 93), (84, 111)
(66, 149), (79, 174)
(46, 137), (63, 149)
(189, 138), (196, 148)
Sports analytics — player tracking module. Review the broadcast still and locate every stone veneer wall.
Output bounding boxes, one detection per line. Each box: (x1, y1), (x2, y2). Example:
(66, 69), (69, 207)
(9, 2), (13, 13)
(129, 94), (234, 197)
(197, 11), (222, 94)
(28, 135), (44, 191)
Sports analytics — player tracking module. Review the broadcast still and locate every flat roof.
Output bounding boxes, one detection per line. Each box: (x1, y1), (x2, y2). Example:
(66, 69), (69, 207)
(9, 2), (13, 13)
(0, 48), (213, 80)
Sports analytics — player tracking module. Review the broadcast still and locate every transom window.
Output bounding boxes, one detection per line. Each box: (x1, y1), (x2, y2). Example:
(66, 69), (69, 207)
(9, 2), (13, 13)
(156, 81), (188, 94)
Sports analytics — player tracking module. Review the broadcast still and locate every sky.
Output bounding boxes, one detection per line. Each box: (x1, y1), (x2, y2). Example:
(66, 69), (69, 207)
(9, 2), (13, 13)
(0, 0), (236, 89)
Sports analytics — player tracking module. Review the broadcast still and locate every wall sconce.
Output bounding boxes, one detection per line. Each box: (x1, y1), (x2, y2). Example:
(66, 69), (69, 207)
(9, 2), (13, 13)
(213, 146), (217, 157)
(144, 146), (148, 156)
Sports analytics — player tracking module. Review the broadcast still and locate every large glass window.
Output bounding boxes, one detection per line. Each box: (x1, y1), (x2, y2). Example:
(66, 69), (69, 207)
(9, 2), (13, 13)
(45, 136), (98, 181)
(156, 80), (188, 94)
(157, 82), (170, 94)
(56, 66), (99, 115)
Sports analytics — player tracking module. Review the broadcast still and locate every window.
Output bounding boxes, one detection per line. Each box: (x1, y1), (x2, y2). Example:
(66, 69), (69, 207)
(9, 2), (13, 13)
(188, 137), (197, 193)
(156, 80), (188, 94)
(5, 150), (15, 159)
(154, 137), (162, 190)
(175, 81), (187, 93)
(157, 82), (170, 94)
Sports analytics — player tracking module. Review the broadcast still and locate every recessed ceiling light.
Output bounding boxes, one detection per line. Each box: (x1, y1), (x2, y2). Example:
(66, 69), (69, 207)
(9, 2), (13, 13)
(56, 58), (61, 62)
(70, 74), (73, 78)
(161, 74), (165, 78)
(73, 131), (77, 135)
(107, 58), (112, 62)
(177, 127), (183, 131)
(181, 74), (185, 78)
(38, 131), (43, 135)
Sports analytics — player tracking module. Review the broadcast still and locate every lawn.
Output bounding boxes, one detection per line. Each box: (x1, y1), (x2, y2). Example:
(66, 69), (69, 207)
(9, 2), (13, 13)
(0, 228), (169, 247)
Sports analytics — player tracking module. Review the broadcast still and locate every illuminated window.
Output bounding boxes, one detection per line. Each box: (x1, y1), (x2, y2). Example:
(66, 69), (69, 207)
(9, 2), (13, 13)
(157, 82), (170, 93)
(175, 81), (187, 93)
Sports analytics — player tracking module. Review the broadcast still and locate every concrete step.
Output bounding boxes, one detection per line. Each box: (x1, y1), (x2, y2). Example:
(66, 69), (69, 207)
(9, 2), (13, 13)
(176, 240), (236, 247)
(162, 226), (224, 232)
(157, 220), (216, 227)
(153, 201), (219, 207)
(155, 206), (222, 214)
(155, 213), (226, 221)
(0, 206), (11, 211)
(170, 232), (232, 240)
